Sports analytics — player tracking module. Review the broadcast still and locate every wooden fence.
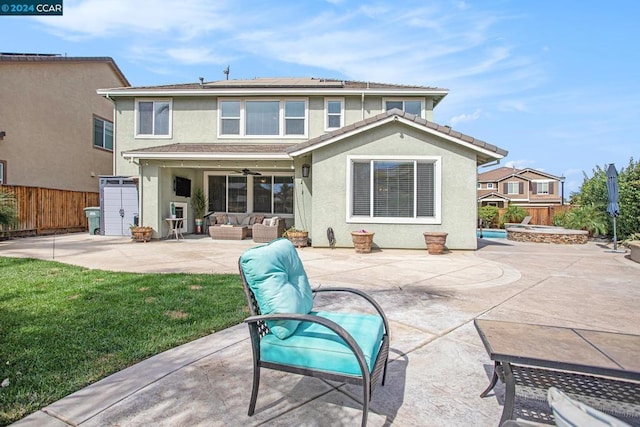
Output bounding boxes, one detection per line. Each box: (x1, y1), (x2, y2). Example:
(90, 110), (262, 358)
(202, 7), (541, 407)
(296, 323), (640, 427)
(1, 185), (99, 236)
(497, 205), (572, 226)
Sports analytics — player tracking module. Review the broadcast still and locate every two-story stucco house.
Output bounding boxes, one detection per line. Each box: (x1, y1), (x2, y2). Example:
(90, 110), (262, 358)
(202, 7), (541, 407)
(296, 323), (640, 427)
(477, 167), (564, 208)
(0, 53), (129, 191)
(98, 77), (507, 249)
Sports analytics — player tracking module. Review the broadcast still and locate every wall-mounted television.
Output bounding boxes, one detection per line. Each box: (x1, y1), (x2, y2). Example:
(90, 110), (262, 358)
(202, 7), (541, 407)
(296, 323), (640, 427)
(174, 176), (191, 197)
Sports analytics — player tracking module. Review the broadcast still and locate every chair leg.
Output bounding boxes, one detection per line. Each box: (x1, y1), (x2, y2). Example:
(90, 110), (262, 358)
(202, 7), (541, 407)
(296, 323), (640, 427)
(361, 384), (369, 427)
(248, 364), (260, 416)
(381, 358), (389, 386)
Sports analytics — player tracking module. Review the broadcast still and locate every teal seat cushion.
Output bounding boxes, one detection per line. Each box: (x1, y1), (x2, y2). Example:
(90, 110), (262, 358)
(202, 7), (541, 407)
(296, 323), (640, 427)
(260, 311), (385, 376)
(240, 238), (313, 339)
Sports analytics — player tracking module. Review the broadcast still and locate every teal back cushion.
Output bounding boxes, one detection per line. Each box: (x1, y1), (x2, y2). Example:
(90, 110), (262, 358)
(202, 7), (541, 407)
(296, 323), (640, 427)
(239, 238), (313, 339)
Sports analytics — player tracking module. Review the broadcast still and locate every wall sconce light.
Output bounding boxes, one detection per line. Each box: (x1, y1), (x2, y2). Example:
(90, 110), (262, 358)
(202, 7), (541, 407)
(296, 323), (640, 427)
(0, 131), (5, 140)
(302, 163), (311, 178)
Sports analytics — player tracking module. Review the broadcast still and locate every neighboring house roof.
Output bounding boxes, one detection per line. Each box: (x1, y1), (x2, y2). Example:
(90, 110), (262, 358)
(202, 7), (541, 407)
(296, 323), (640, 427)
(478, 166), (562, 182)
(97, 77), (448, 105)
(122, 143), (292, 160)
(0, 53), (130, 86)
(287, 109), (508, 165)
(478, 192), (511, 201)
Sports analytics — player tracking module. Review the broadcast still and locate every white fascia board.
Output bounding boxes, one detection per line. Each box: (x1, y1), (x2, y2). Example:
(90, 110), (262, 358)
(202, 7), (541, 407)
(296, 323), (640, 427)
(98, 88), (449, 98)
(121, 152), (291, 161)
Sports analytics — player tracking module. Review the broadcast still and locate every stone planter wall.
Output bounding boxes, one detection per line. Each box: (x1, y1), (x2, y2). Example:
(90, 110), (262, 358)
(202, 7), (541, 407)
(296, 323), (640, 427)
(507, 227), (588, 244)
(628, 241), (640, 263)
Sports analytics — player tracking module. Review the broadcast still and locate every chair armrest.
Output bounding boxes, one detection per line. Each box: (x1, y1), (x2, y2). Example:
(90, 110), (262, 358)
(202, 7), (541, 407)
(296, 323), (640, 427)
(312, 287), (390, 336)
(244, 312), (371, 380)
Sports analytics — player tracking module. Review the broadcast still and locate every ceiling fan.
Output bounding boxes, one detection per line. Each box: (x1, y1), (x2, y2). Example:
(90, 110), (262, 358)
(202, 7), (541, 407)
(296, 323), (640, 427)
(235, 168), (262, 176)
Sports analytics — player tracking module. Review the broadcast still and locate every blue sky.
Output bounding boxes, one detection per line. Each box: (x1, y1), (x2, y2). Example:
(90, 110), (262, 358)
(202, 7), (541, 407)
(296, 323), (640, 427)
(2, 0), (638, 195)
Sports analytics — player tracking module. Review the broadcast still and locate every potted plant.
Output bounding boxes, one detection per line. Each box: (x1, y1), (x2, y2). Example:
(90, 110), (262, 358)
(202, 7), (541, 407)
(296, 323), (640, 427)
(350, 229), (374, 253)
(423, 231), (448, 255)
(130, 224), (153, 242)
(283, 226), (309, 248)
(170, 202), (176, 219)
(190, 187), (208, 234)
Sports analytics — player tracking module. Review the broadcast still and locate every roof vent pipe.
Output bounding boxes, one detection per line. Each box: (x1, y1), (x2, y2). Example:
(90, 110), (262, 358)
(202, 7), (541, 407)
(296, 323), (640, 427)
(199, 77), (204, 87)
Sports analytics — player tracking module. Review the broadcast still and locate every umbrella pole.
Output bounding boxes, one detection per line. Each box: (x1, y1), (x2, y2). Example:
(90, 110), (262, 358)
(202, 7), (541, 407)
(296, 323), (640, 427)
(613, 216), (618, 252)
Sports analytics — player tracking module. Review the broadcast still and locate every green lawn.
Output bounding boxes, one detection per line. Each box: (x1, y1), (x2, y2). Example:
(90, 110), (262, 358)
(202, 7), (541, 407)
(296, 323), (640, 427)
(0, 257), (247, 425)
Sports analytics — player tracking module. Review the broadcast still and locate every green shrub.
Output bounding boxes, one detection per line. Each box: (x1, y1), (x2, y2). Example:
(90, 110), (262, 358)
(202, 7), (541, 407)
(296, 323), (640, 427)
(0, 190), (18, 236)
(499, 205), (529, 228)
(563, 204), (608, 237)
(552, 210), (568, 227)
(478, 206), (499, 228)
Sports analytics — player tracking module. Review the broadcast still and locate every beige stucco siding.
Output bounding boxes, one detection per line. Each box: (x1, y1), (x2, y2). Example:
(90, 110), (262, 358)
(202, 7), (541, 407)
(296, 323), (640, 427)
(307, 122), (478, 250)
(0, 61), (123, 191)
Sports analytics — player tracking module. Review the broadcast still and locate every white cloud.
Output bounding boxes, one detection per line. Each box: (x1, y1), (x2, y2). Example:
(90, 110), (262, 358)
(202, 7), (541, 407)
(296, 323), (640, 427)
(450, 109), (482, 125)
(34, 0), (231, 40)
(504, 159), (536, 169)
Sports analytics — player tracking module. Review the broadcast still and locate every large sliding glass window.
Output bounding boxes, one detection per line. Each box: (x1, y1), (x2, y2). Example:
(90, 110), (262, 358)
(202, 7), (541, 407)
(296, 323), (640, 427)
(349, 157), (440, 223)
(207, 175), (247, 213)
(208, 174), (293, 214)
(253, 175), (294, 214)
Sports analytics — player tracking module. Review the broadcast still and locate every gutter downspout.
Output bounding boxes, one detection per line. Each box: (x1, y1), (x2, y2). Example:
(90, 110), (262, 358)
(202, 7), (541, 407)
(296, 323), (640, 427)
(361, 91), (365, 120)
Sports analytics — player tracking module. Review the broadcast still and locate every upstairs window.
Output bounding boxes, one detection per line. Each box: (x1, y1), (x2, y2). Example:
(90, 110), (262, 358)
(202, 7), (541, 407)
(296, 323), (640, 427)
(0, 160), (5, 185)
(505, 182), (523, 194)
(220, 101), (241, 135)
(349, 156), (441, 224)
(93, 116), (113, 151)
(487, 183), (494, 189)
(219, 99), (307, 137)
(384, 99), (423, 117)
(325, 98), (344, 129)
(534, 181), (552, 195)
(136, 99), (171, 137)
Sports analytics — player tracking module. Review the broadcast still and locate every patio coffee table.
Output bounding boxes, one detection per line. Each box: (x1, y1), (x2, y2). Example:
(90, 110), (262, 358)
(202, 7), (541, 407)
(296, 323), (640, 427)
(210, 225), (248, 240)
(474, 319), (640, 425)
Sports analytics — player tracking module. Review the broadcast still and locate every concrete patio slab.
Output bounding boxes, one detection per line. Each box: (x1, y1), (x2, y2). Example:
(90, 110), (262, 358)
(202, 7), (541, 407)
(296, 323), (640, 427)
(2, 233), (638, 426)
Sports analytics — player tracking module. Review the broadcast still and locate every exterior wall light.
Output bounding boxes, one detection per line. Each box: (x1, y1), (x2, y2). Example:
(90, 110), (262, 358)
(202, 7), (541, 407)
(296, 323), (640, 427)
(302, 163), (311, 178)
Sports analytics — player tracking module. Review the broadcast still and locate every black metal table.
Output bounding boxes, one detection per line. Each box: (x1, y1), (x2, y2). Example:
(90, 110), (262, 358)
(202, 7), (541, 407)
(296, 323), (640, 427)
(474, 319), (640, 425)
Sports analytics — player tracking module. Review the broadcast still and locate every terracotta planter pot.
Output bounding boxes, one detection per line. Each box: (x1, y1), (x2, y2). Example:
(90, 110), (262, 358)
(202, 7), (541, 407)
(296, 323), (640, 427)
(351, 231), (374, 253)
(423, 232), (448, 255)
(287, 231), (309, 248)
(131, 226), (153, 242)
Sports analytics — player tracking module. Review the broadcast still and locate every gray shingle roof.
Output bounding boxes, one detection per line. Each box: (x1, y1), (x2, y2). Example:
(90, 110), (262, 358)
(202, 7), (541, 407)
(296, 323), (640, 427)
(112, 77), (447, 92)
(287, 109), (508, 159)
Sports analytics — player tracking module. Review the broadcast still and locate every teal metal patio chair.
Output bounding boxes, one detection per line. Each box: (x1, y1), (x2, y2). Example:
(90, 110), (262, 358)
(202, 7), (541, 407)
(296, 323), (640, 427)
(238, 238), (390, 427)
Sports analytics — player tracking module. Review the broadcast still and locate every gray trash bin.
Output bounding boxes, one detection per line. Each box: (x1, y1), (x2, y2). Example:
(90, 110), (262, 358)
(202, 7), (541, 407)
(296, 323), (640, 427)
(84, 207), (101, 235)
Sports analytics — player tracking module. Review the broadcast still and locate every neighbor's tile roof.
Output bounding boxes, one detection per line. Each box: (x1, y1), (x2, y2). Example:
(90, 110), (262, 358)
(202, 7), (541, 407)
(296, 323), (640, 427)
(287, 109), (508, 158)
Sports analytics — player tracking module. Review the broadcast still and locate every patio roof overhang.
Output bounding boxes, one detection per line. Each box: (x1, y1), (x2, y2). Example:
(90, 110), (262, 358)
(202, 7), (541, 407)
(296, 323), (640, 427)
(121, 143), (293, 162)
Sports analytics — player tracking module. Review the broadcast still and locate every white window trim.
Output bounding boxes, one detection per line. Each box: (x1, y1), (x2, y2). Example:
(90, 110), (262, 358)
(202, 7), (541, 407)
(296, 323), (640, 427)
(382, 97), (425, 118)
(134, 98), (172, 139)
(324, 97), (344, 130)
(218, 98), (308, 139)
(0, 161), (5, 185)
(345, 155), (441, 224)
(203, 171), (295, 216)
(487, 183), (494, 189)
